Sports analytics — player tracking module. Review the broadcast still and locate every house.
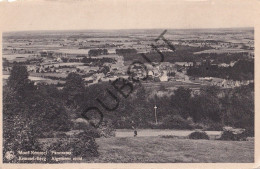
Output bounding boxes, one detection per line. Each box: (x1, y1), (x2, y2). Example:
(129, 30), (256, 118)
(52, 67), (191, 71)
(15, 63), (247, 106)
(159, 71), (168, 82)
(175, 62), (193, 67)
(154, 77), (160, 82)
(148, 70), (154, 76)
(39, 50), (54, 57)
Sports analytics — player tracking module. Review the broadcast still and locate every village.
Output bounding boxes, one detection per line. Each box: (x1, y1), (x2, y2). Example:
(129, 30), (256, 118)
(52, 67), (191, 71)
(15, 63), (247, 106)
(2, 29), (254, 93)
(3, 28), (254, 99)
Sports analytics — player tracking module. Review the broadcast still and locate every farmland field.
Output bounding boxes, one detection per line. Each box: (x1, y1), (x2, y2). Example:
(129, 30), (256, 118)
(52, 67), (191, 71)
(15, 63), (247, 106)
(194, 48), (252, 54)
(142, 81), (204, 90)
(2, 54), (35, 61)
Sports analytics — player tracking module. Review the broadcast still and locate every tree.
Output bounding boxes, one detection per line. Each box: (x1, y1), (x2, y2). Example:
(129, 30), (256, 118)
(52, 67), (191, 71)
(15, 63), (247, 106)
(188, 95), (204, 123)
(172, 87), (192, 118)
(199, 86), (222, 122)
(3, 86), (42, 159)
(223, 84), (254, 135)
(7, 64), (34, 96)
(100, 66), (110, 75)
(63, 73), (85, 107)
(88, 49), (108, 56)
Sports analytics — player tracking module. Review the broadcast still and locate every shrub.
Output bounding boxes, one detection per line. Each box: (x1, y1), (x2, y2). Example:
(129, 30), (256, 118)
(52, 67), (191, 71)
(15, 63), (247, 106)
(115, 119), (135, 129)
(97, 120), (115, 138)
(47, 131), (99, 163)
(74, 119), (115, 138)
(73, 121), (100, 138)
(244, 127), (254, 137)
(75, 127), (100, 138)
(3, 126), (43, 163)
(192, 124), (204, 130)
(188, 131), (209, 140)
(206, 123), (223, 131)
(74, 132), (99, 157)
(73, 121), (89, 130)
(38, 132), (55, 138)
(160, 115), (193, 129)
(55, 132), (68, 138)
(219, 131), (235, 140)
(244, 127), (255, 137)
(219, 130), (247, 141)
(161, 135), (178, 139)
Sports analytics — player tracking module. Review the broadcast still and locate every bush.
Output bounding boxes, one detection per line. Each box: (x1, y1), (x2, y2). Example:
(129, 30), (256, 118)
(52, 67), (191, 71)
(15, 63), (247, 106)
(188, 131), (209, 140)
(161, 135), (178, 139)
(114, 120), (133, 129)
(192, 124), (204, 130)
(219, 131), (237, 141)
(73, 121), (100, 138)
(97, 120), (115, 138)
(3, 127), (43, 163)
(205, 123), (223, 131)
(219, 130), (247, 141)
(243, 128), (254, 137)
(38, 132), (55, 138)
(71, 132), (99, 158)
(244, 127), (254, 137)
(160, 115), (193, 129)
(55, 132), (68, 138)
(74, 119), (115, 138)
(47, 132), (99, 163)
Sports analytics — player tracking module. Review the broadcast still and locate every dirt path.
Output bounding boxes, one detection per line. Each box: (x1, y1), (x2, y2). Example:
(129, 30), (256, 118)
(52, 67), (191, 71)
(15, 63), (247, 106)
(115, 129), (222, 138)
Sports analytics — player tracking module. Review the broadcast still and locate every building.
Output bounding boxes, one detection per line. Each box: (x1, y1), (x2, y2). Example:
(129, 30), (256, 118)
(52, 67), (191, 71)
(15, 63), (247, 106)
(159, 71), (168, 82)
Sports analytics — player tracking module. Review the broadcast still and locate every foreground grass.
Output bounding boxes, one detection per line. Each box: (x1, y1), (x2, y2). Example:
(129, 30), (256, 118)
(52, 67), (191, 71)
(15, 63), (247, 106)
(88, 137), (254, 163)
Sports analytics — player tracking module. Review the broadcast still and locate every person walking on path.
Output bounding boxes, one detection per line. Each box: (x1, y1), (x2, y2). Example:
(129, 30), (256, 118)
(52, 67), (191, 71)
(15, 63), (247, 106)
(131, 121), (138, 137)
(134, 129), (137, 137)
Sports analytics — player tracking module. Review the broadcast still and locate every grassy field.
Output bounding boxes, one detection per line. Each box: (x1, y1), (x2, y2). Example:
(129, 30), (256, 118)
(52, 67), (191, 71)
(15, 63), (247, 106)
(87, 137), (254, 163)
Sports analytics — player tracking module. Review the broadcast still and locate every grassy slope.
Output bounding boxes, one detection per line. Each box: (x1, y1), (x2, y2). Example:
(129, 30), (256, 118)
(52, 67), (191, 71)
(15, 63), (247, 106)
(87, 137), (254, 163)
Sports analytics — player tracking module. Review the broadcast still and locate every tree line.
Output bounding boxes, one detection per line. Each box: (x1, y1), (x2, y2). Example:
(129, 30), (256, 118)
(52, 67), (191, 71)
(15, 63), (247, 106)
(187, 59), (254, 81)
(88, 49), (108, 56)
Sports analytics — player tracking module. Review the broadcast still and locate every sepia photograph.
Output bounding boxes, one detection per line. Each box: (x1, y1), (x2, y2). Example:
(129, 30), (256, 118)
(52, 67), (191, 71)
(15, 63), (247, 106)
(0, 0), (258, 166)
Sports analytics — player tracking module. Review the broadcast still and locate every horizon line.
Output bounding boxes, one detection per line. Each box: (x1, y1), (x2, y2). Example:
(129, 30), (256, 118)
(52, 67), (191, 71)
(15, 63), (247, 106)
(3, 26), (254, 33)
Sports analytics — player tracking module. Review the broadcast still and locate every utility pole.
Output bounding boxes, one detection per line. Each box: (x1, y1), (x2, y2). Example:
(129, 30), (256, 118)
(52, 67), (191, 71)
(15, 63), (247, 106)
(154, 105), (158, 125)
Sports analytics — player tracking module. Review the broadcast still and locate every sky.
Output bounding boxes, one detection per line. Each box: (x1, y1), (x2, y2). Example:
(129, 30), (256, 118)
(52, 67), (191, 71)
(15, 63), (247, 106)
(0, 0), (259, 31)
